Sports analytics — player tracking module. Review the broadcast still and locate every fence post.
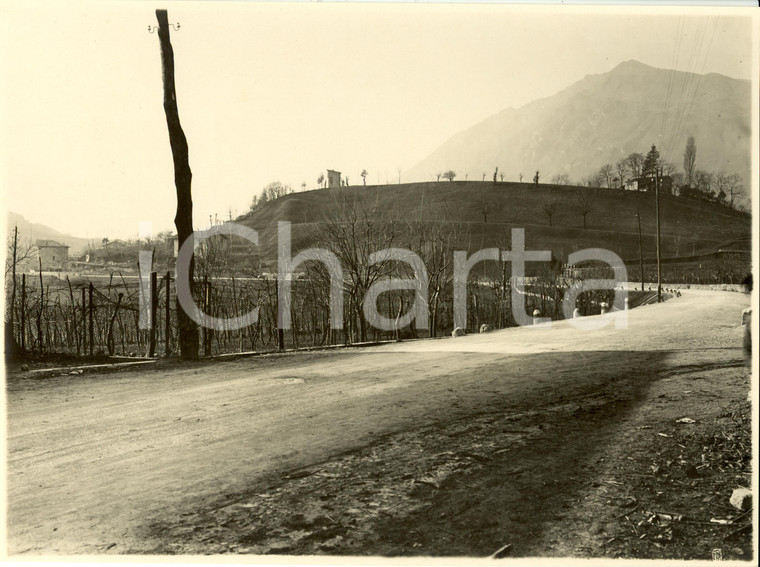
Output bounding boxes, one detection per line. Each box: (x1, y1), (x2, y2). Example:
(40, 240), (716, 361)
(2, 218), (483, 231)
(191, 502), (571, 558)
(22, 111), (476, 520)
(81, 286), (87, 355)
(275, 278), (285, 351)
(149, 271), (158, 357)
(88, 282), (94, 357)
(165, 272), (171, 356)
(20, 274), (26, 351)
(203, 275), (211, 356)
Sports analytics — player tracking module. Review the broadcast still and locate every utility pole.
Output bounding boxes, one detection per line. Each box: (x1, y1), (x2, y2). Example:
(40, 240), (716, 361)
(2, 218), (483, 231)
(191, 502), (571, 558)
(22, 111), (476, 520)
(655, 167), (662, 303)
(10, 226), (18, 339)
(636, 208), (644, 292)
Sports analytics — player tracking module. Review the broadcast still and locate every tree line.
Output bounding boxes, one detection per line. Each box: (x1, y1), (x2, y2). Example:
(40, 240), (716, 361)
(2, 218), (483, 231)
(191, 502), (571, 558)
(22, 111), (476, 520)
(553, 137), (745, 210)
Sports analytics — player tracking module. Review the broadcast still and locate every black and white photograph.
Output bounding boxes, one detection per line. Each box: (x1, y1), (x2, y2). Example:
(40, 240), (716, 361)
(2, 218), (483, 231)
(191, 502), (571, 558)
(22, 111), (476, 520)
(2, 0), (757, 563)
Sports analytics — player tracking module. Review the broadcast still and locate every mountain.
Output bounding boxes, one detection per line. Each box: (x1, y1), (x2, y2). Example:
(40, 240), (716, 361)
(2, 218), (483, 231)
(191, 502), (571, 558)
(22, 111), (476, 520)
(405, 60), (751, 202)
(6, 211), (100, 255)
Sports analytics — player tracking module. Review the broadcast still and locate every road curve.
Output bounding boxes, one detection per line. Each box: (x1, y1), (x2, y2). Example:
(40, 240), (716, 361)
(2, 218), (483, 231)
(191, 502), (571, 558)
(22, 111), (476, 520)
(5, 290), (748, 554)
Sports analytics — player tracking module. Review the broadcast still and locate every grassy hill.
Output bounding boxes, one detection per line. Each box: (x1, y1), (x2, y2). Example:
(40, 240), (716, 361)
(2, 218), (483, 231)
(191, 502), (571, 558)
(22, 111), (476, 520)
(238, 181), (751, 272)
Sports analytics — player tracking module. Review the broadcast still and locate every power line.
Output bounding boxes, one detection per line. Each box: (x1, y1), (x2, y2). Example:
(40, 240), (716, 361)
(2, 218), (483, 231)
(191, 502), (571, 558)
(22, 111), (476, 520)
(666, 17), (719, 165)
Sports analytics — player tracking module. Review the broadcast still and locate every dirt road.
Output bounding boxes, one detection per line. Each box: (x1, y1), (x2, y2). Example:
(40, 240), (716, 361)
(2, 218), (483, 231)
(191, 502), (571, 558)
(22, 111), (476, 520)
(5, 290), (750, 555)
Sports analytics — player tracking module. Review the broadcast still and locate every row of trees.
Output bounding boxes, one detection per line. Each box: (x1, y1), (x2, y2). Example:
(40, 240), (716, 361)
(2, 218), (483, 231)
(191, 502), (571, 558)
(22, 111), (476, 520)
(434, 169), (527, 183)
(678, 169), (744, 207)
(552, 146), (678, 189)
(249, 181), (294, 211)
(573, 138), (745, 209)
(294, 193), (594, 342)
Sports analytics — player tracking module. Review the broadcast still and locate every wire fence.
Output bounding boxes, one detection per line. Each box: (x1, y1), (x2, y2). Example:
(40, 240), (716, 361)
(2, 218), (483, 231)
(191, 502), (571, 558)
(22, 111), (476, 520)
(4, 268), (620, 359)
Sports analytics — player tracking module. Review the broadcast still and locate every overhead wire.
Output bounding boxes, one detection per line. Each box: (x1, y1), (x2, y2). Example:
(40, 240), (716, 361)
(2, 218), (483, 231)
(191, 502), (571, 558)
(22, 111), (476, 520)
(665, 16), (718, 167)
(658, 16), (684, 152)
(667, 16), (719, 166)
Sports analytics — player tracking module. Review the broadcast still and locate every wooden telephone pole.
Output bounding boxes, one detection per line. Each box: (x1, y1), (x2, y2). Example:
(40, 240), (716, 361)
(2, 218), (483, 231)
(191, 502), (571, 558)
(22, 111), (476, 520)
(156, 9), (199, 359)
(655, 168), (662, 303)
(635, 208), (644, 292)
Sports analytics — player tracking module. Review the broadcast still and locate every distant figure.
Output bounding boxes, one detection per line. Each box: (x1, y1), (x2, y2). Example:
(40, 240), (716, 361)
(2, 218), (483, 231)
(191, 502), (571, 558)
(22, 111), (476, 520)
(743, 273), (753, 294)
(533, 171), (540, 185)
(742, 273), (752, 367)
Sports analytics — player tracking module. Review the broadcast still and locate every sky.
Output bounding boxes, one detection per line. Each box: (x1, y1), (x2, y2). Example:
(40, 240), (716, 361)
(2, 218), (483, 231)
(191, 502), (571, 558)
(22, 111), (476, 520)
(1, 1), (756, 240)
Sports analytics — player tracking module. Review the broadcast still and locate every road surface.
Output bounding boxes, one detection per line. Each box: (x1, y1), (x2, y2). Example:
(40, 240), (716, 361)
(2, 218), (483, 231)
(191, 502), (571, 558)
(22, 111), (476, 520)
(5, 289), (749, 554)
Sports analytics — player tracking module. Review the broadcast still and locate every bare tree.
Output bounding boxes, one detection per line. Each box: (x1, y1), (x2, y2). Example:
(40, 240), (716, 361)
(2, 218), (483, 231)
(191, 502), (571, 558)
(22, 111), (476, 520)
(442, 170), (456, 182)
(615, 158), (628, 188)
(313, 193), (399, 343)
(599, 164), (614, 188)
(541, 196), (558, 227)
(583, 172), (605, 188)
(624, 152), (645, 179)
(435, 172), (442, 182)
(317, 173), (325, 188)
(5, 229), (35, 278)
(5, 226), (32, 351)
(481, 202), (490, 224)
(519, 172), (524, 183)
(726, 173), (744, 208)
(156, 8), (198, 360)
(361, 169), (368, 186)
(714, 171), (744, 208)
(405, 220), (465, 337)
(573, 188), (595, 229)
(551, 173), (570, 185)
(694, 170), (714, 199)
(664, 161), (677, 177)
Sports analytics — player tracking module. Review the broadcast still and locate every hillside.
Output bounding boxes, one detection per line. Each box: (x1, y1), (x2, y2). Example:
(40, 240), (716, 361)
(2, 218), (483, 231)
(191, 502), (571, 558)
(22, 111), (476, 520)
(238, 181), (751, 270)
(404, 60), (751, 205)
(6, 211), (100, 255)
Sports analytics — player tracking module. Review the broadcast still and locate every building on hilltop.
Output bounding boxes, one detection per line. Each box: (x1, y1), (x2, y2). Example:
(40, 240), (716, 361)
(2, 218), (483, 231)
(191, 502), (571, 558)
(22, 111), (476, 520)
(327, 169), (341, 188)
(625, 175), (674, 195)
(35, 240), (69, 271)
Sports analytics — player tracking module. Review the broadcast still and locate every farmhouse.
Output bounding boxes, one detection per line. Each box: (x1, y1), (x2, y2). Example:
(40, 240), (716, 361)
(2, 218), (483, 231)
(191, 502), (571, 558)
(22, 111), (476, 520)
(35, 240), (69, 271)
(624, 175), (674, 195)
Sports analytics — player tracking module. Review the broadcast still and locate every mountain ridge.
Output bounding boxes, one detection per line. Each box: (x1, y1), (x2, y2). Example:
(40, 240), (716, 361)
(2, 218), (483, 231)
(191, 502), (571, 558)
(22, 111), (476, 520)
(6, 211), (100, 255)
(405, 60), (751, 202)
